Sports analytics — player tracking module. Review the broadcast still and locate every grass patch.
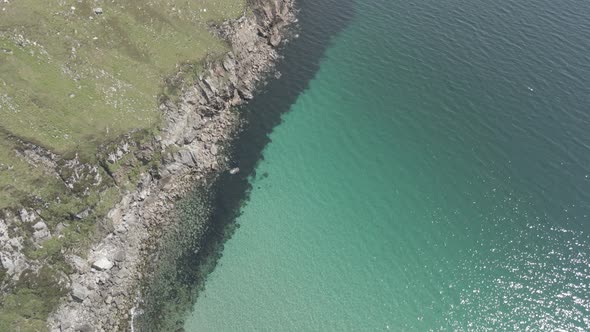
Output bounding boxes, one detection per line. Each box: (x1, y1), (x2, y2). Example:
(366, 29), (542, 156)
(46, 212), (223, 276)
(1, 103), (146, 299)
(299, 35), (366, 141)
(0, 266), (68, 332)
(0, 135), (65, 209)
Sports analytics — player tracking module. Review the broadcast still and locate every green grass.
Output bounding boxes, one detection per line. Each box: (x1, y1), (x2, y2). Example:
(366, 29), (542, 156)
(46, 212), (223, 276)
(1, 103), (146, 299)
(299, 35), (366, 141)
(0, 136), (66, 210)
(0, 266), (68, 332)
(0, 0), (244, 155)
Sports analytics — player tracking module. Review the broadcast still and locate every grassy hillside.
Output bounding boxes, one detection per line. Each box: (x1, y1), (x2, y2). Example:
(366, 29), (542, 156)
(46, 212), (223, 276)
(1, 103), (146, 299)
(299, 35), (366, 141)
(0, 0), (245, 209)
(0, 1), (246, 330)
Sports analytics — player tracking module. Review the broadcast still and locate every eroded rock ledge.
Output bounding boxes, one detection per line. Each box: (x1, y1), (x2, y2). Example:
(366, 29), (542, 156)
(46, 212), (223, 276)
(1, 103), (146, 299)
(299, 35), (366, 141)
(48, 1), (297, 331)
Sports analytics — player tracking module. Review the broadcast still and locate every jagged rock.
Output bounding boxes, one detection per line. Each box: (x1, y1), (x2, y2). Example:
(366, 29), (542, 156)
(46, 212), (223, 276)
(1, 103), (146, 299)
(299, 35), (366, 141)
(0, 255), (15, 274)
(238, 88), (254, 100)
(55, 223), (67, 234)
(92, 257), (113, 271)
(203, 79), (218, 95)
(72, 284), (89, 302)
(183, 130), (199, 144)
(19, 209), (36, 223)
(74, 209), (90, 220)
(175, 150), (197, 167)
(197, 81), (214, 103)
(199, 106), (217, 117)
(138, 189), (148, 201)
(223, 56), (236, 71)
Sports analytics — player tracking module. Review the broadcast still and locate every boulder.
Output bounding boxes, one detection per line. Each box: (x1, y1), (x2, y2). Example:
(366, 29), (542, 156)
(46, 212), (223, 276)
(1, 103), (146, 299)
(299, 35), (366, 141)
(32, 221), (51, 242)
(19, 209), (36, 223)
(0, 255), (15, 274)
(71, 284), (89, 302)
(92, 257), (113, 271)
(74, 208), (90, 220)
(113, 250), (126, 262)
(210, 144), (219, 156)
(175, 149), (197, 167)
(32, 221), (47, 230)
(94, 7), (103, 15)
(107, 153), (117, 164)
(69, 255), (89, 274)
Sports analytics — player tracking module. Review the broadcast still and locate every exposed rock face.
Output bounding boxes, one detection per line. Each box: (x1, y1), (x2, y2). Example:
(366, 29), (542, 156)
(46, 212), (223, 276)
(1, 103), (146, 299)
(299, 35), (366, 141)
(0, 216), (28, 278)
(32, 221), (51, 243)
(48, 1), (297, 331)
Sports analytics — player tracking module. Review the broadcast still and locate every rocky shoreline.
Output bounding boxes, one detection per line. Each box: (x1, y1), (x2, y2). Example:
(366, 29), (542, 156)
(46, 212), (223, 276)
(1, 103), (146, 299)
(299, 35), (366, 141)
(47, 1), (297, 331)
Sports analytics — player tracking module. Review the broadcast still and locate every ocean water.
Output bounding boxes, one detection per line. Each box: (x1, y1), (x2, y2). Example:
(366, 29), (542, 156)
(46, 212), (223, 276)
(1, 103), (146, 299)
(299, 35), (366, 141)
(183, 0), (590, 330)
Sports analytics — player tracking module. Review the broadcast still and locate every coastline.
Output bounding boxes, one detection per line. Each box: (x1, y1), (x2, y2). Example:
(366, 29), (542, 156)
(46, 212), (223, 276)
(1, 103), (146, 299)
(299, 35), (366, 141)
(48, 1), (297, 331)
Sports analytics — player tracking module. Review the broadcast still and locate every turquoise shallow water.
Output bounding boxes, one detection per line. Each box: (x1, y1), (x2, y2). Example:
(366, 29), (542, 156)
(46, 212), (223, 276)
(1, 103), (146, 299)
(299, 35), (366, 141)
(183, 0), (590, 330)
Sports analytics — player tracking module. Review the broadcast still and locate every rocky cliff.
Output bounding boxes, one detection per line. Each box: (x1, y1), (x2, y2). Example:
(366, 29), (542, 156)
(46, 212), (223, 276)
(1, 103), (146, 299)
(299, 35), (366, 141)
(40, 1), (297, 331)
